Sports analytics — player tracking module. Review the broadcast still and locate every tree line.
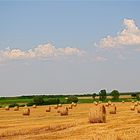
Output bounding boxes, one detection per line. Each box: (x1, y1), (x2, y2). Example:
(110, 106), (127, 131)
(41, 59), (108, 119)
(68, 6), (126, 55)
(92, 89), (140, 101)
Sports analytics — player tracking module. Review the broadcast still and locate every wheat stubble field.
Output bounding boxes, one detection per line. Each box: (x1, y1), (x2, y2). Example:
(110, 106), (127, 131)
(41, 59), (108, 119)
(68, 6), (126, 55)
(0, 102), (140, 140)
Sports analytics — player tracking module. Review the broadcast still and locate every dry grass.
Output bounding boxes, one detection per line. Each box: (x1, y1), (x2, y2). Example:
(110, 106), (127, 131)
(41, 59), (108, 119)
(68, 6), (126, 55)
(0, 102), (140, 140)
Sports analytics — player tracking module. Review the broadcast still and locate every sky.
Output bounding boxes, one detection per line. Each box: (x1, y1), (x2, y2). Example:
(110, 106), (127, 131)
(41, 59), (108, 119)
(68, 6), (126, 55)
(0, 1), (140, 96)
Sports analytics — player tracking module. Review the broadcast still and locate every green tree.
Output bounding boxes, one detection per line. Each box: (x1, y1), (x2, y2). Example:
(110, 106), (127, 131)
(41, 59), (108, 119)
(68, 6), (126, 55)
(136, 93), (140, 99)
(33, 96), (45, 105)
(92, 93), (97, 100)
(99, 89), (107, 100)
(131, 93), (137, 98)
(111, 90), (120, 100)
(67, 96), (78, 103)
(45, 98), (60, 105)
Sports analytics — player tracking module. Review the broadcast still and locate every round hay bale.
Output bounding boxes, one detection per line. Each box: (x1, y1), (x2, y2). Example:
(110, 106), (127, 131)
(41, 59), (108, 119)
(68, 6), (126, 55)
(109, 104), (116, 114)
(73, 103), (77, 107)
(137, 106), (140, 113)
(131, 100), (135, 103)
(60, 107), (68, 116)
(58, 104), (62, 107)
(5, 106), (9, 111)
(89, 105), (106, 123)
(54, 105), (58, 109)
(23, 108), (30, 116)
(71, 102), (75, 105)
(46, 106), (51, 112)
(108, 101), (112, 106)
(134, 102), (138, 106)
(32, 105), (37, 108)
(105, 103), (109, 107)
(68, 104), (73, 109)
(14, 106), (19, 111)
(122, 100), (125, 103)
(98, 101), (102, 104)
(93, 101), (98, 106)
(130, 105), (135, 111)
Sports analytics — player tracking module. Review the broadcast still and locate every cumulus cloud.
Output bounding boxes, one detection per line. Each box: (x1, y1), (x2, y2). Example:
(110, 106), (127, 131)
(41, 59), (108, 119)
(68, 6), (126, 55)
(0, 43), (85, 61)
(97, 18), (140, 48)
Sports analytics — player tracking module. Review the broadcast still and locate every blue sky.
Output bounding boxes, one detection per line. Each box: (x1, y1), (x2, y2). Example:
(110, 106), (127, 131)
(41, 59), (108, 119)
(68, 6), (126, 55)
(0, 1), (140, 96)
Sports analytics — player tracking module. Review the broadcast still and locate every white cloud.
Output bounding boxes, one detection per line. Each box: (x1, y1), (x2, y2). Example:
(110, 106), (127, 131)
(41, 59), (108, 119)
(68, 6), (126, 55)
(0, 43), (85, 61)
(97, 18), (140, 48)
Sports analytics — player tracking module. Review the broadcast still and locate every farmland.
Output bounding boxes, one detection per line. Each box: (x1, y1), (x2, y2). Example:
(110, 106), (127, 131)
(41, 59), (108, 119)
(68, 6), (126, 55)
(0, 94), (137, 107)
(0, 102), (140, 140)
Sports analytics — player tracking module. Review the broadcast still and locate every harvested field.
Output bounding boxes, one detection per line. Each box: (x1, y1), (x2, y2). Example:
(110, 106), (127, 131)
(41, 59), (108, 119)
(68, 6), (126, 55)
(0, 102), (140, 140)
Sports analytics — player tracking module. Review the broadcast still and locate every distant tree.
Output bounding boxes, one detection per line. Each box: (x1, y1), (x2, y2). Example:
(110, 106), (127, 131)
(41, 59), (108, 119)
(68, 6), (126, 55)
(9, 103), (19, 107)
(111, 90), (120, 100)
(131, 93), (137, 98)
(136, 93), (140, 99)
(92, 93), (97, 100)
(45, 98), (60, 105)
(99, 89), (107, 100)
(67, 96), (78, 103)
(33, 96), (45, 105)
